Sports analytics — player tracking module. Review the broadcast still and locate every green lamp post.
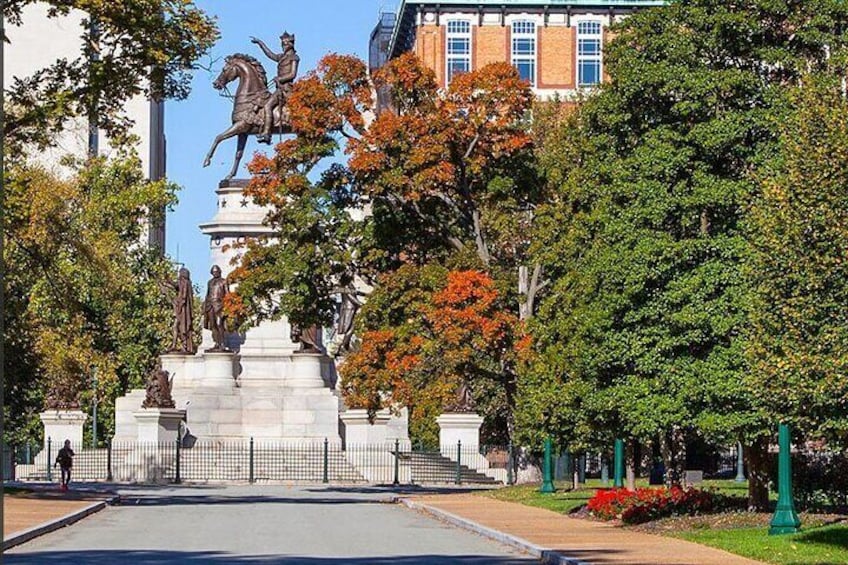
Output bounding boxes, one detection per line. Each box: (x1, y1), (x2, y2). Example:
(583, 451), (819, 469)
(540, 437), (556, 493)
(613, 438), (625, 488)
(769, 423), (801, 535)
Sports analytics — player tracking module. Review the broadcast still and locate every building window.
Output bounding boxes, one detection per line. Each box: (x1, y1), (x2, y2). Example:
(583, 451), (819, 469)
(511, 20), (536, 86)
(446, 20), (472, 84)
(577, 20), (603, 87)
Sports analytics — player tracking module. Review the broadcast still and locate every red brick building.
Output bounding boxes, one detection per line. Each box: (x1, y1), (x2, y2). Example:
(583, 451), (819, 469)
(373, 0), (663, 97)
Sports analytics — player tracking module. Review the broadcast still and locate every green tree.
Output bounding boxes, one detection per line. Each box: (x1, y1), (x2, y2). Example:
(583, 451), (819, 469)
(746, 76), (848, 444)
(2, 0), (217, 445)
(521, 0), (848, 505)
(4, 156), (178, 444)
(3, 0), (218, 153)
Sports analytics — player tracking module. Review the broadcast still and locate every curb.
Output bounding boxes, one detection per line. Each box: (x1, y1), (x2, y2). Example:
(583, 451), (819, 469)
(2, 494), (120, 551)
(397, 498), (590, 565)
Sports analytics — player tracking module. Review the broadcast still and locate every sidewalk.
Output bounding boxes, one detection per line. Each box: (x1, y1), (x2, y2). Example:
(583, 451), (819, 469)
(403, 493), (765, 565)
(3, 483), (118, 550)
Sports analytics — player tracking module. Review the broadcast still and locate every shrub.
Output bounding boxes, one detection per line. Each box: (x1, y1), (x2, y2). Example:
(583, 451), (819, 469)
(587, 487), (727, 524)
(768, 451), (848, 512)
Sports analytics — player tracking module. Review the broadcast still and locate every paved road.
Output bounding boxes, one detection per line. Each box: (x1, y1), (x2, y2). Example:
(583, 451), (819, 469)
(5, 485), (536, 564)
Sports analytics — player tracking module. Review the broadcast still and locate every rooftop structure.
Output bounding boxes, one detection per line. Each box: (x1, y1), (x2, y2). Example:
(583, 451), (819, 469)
(378, 0), (665, 97)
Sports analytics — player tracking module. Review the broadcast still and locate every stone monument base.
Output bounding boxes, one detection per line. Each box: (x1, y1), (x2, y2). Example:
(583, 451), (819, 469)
(40, 410), (87, 448)
(114, 350), (341, 442)
(133, 408), (186, 443)
(436, 412), (484, 448)
(435, 412), (503, 482)
(341, 409), (391, 446)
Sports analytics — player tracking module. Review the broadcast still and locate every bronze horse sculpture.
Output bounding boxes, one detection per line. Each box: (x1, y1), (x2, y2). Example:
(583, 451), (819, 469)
(203, 53), (293, 180)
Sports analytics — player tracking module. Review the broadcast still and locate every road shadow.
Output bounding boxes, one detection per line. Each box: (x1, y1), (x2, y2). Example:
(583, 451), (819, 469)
(115, 494), (377, 507)
(110, 484), (500, 506)
(304, 485), (496, 496)
(3, 551), (535, 564)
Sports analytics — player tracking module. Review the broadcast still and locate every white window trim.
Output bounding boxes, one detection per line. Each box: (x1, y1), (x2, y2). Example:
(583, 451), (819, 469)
(511, 19), (537, 87)
(445, 17), (474, 85)
(575, 17), (604, 88)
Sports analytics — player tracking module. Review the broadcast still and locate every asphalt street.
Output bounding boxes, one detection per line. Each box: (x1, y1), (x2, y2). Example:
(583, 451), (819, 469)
(4, 485), (537, 564)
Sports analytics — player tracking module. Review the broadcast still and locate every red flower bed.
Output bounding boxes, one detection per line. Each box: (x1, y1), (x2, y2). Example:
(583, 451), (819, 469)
(587, 486), (725, 524)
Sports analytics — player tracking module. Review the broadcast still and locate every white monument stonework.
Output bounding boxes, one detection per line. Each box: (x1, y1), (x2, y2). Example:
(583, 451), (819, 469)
(436, 412), (484, 448)
(341, 409), (391, 446)
(40, 410), (87, 448)
(133, 408), (186, 443)
(113, 179), (346, 443)
(436, 412), (504, 482)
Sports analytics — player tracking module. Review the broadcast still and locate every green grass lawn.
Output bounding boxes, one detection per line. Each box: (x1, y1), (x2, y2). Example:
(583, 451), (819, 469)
(485, 480), (846, 564)
(482, 478), (751, 515)
(479, 481), (597, 514)
(673, 523), (848, 565)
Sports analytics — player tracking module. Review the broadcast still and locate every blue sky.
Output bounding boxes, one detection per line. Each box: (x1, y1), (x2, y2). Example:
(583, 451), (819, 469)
(166, 0), (391, 279)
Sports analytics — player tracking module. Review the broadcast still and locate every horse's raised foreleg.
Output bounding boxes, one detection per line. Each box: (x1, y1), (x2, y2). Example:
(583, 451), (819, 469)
(203, 123), (244, 168)
(226, 133), (249, 180)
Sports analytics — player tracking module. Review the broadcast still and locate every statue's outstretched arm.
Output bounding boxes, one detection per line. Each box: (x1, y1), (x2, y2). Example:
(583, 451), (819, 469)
(250, 36), (280, 61)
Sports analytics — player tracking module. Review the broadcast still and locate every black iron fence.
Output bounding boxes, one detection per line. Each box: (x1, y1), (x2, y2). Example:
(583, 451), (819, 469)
(5, 438), (513, 486)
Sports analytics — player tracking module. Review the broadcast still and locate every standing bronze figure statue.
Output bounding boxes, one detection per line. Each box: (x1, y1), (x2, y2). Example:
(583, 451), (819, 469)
(161, 267), (196, 354)
(333, 293), (360, 353)
(203, 31), (299, 180)
(203, 265), (231, 352)
(290, 323), (321, 354)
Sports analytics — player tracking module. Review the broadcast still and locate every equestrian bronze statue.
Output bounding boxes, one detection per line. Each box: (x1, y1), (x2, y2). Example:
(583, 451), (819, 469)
(203, 32), (300, 180)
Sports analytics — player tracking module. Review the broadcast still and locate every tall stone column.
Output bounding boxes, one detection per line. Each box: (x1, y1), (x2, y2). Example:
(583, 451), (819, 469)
(199, 179), (301, 357)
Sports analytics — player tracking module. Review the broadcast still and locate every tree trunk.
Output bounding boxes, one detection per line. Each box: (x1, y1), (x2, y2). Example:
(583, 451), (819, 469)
(671, 426), (686, 486)
(659, 429), (686, 486)
(747, 436), (770, 511)
(659, 432), (673, 487)
(518, 264), (545, 321)
(626, 440), (636, 491)
(503, 375), (517, 444)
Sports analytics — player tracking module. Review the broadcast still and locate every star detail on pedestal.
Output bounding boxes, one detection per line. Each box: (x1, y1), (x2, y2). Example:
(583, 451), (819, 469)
(220, 199), (227, 208)
(240, 198), (249, 208)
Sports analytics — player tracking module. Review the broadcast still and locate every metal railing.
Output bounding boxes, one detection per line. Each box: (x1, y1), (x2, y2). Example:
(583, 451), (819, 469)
(7, 438), (514, 486)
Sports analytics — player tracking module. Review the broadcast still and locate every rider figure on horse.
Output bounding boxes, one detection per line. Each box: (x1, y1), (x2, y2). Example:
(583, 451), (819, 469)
(251, 32), (299, 144)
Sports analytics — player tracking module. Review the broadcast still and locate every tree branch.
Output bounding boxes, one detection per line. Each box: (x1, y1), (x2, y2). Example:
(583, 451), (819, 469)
(519, 263), (549, 320)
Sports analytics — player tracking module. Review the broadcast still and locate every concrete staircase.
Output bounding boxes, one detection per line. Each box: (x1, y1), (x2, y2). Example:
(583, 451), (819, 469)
(407, 452), (500, 485)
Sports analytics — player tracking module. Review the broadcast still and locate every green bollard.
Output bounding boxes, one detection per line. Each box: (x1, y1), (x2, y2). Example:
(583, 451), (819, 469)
(735, 442), (746, 482)
(769, 424), (801, 535)
(540, 437), (556, 493)
(613, 439), (625, 488)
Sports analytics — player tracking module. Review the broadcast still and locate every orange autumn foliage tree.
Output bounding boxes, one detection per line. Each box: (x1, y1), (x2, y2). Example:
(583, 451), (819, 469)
(228, 52), (540, 341)
(340, 268), (527, 445)
(226, 55), (372, 330)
